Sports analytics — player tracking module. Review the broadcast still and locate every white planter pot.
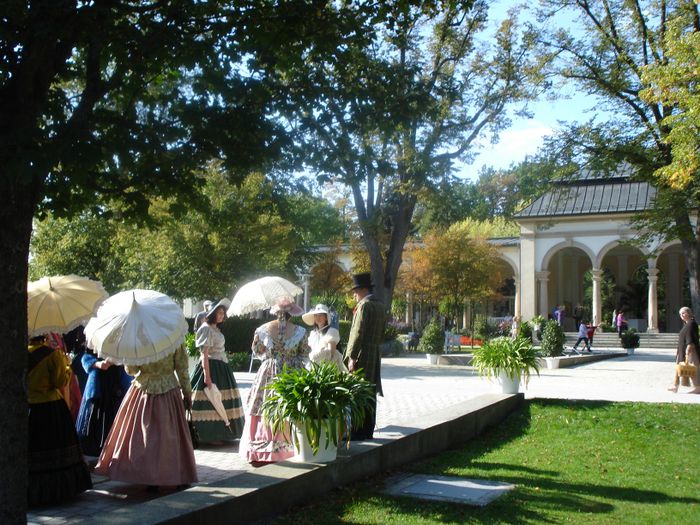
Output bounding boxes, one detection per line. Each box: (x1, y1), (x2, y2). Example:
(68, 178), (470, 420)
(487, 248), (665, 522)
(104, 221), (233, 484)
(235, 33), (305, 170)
(496, 371), (520, 394)
(426, 353), (440, 365)
(544, 357), (560, 369)
(626, 348), (635, 355)
(292, 422), (338, 463)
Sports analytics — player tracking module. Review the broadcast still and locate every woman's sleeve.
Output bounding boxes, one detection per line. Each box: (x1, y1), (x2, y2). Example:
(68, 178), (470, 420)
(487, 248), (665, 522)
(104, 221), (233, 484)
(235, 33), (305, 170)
(195, 325), (211, 350)
(174, 345), (192, 397)
(327, 328), (341, 344)
(49, 350), (72, 389)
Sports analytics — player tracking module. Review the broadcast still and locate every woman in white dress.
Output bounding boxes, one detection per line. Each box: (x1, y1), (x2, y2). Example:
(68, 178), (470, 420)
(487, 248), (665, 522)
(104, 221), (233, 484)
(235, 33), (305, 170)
(302, 304), (347, 372)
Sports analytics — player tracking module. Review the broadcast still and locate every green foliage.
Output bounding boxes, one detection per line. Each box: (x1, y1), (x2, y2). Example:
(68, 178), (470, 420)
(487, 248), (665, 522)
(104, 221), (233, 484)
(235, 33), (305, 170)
(517, 321), (533, 341)
(185, 333), (198, 359)
(416, 318), (444, 355)
(472, 314), (492, 341)
(540, 320), (566, 358)
(383, 323), (399, 342)
(227, 352), (252, 373)
(220, 317), (264, 354)
(472, 336), (540, 381)
(261, 362), (375, 455)
(620, 328), (641, 349)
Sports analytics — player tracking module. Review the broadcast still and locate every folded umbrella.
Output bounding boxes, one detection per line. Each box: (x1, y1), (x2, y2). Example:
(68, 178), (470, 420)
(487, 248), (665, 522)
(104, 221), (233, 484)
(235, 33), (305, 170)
(203, 383), (231, 429)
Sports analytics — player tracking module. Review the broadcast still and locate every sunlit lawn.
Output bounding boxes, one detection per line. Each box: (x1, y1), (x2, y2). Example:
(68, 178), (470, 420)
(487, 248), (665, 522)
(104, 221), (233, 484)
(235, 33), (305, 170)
(269, 400), (700, 524)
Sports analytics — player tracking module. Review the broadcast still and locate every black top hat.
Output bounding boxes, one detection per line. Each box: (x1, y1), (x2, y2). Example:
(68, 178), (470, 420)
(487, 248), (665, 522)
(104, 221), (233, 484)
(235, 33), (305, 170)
(350, 273), (373, 291)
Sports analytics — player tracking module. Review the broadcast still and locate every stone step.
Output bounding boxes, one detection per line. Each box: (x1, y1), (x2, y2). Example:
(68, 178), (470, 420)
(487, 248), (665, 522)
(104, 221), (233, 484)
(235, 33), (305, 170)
(563, 332), (677, 349)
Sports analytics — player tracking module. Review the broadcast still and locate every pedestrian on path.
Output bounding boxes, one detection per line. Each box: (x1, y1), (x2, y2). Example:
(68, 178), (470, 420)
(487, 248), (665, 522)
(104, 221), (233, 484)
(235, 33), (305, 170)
(344, 273), (386, 440)
(616, 310), (626, 338)
(571, 320), (591, 354)
(668, 306), (700, 394)
(303, 303), (347, 372)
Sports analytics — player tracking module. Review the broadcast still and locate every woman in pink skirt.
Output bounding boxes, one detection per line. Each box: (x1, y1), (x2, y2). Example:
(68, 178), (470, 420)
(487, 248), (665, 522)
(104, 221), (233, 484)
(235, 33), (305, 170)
(94, 344), (197, 489)
(239, 299), (309, 463)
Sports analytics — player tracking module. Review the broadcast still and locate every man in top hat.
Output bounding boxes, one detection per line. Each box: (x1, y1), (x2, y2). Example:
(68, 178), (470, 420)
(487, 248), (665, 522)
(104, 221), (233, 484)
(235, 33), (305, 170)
(344, 272), (386, 440)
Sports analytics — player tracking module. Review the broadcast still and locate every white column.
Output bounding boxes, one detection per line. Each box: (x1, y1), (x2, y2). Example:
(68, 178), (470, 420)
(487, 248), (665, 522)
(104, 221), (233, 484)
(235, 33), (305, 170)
(514, 273), (522, 323)
(591, 268), (603, 330)
(646, 267), (659, 333)
(405, 292), (413, 325)
(536, 271), (550, 318)
(300, 273), (311, 311)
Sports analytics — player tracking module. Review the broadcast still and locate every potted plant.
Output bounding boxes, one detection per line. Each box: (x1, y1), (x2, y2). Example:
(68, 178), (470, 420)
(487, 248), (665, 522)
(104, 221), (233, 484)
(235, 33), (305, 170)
(261, 362), (375, 462)
(620, 328), (640, 355)
(529, 315), (546, 342)
(540, 320), (566, 369)
(471, 336), (540, 394)
(417, 317), (444, 364)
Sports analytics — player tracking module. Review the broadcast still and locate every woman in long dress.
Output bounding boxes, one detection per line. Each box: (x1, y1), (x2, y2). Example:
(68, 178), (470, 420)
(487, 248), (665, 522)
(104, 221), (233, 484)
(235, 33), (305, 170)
(75, 350), (132, 457)
(302, 304), (347, 372)
(27, 335), (92, 506)
(94, 344), (197, 488)
(190, 298), (245, 443)
(239, 299), (309, 463)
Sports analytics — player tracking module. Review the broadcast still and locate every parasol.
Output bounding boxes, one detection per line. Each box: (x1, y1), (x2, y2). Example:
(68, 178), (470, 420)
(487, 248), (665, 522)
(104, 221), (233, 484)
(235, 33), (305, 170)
(203, 383), (231, 429)
(28, 275), (108, 337)
(84, 289), (188, 366)
(228, 276), (303, 316)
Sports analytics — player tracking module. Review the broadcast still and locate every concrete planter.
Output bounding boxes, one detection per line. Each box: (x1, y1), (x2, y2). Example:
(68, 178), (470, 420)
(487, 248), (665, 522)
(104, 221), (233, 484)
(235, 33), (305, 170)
(496, 371), (520, 394)
(626, 348), (636, 355)
(426, 353), (440, 365)
(292, 421), (338, 463)
(544, 357), (560, 369)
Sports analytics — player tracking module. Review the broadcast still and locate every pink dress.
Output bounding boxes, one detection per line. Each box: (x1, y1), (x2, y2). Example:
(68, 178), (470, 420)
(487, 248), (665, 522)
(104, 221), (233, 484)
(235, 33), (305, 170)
(239, 320), (309, 463)
(94, 346), (197, 486)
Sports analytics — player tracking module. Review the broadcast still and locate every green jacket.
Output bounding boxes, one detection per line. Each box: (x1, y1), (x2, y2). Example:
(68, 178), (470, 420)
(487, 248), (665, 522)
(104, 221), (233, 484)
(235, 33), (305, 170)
(344, 294), (386, 395)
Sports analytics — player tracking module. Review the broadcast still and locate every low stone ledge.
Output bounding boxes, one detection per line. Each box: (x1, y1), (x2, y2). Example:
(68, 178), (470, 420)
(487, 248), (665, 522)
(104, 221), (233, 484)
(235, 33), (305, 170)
(74, 394), (522, 525)
(538, 351), (626, 368)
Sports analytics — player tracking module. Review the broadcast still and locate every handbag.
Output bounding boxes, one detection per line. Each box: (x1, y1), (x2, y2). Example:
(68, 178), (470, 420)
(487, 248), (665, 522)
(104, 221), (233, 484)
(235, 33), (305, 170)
(677, 355), (697, 379)
(186, 409), (200, 449)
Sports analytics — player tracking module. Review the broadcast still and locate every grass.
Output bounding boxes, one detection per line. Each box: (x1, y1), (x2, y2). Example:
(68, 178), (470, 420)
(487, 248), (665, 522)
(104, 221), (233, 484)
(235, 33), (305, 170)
(268, 399), (700, 524)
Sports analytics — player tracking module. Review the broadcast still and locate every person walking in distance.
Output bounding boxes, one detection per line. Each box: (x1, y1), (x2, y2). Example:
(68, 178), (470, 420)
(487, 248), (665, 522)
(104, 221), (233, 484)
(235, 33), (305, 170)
(343, 273), (386, 440)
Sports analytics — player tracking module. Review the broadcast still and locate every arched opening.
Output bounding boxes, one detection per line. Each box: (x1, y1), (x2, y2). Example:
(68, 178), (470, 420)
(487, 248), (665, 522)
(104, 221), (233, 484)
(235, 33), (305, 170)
(545, 246), (592, 331)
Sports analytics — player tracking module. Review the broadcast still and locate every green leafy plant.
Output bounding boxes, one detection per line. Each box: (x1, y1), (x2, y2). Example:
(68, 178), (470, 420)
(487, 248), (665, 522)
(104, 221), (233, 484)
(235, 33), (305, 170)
(416, 318), (444, 355)
(184, 332), (198, 358)
(261, 362), (375, 455)
(620, 328), (641, 349)
(472, 336), (540, 381)
(540, 320), (565, 357)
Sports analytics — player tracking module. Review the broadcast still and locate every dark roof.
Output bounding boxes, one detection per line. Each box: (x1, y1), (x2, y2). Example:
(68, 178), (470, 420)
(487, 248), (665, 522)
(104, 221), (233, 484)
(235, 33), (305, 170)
(514, 178), (656, 219)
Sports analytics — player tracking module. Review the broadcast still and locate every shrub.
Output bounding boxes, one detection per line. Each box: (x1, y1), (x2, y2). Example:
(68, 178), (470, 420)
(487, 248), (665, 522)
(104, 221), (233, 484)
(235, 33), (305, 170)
(228, 351), (252, 372)
(417, 318), (444, 355)
(338, 320), (351, 348)
(517, 321), (533, 341)
(184, 332), (197, 358)
(220, 317), (264, 354)
(473, 314), (490, 341)
(620, 328), (640, 349)
(540, 320), (565, 357)
(383, 322), (399, 341)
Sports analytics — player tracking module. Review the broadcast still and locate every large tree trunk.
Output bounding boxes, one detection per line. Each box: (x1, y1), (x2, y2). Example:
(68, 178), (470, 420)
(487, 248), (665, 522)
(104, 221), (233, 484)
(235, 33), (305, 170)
(0, 177), (35, 524)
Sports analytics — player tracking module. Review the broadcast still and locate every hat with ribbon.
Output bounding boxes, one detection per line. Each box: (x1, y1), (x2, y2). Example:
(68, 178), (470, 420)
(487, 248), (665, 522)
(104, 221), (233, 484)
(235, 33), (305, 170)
(270, 297), (304, 317)
(302, 304), (331, 326)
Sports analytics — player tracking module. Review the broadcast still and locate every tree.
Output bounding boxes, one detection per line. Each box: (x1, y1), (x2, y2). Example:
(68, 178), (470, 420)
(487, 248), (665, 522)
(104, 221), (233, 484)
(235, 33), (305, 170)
(535, 0), (700, 314)
(1, 2), (382, 520)
(30, 169), (344, 300)
(403, 222), (504, 325)
(287, 0), (543, 310)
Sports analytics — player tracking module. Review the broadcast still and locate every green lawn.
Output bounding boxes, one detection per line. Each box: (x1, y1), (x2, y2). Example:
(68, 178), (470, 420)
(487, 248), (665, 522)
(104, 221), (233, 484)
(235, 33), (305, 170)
(269, 400), (700, 524)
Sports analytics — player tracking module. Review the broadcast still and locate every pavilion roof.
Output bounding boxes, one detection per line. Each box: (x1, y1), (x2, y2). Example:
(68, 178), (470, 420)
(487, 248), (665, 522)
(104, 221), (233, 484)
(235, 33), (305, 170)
(514, 167), (656, 219)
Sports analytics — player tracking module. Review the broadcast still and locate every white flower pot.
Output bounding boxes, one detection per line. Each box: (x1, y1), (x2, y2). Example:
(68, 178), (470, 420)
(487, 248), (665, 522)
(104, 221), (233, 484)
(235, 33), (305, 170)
(292, 421), (338, 463)
(544, 357), (560, 369)
(426, 353), (440, 365)
(626, 348), (635, 355)
(496, 371), (520, 394)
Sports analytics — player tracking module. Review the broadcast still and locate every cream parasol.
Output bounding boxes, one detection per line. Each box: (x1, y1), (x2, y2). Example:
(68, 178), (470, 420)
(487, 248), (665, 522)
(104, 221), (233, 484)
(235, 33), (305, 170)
(228, 276), (303, 316)
(28, 275), (109, 337)
(84, 289), (188, 365)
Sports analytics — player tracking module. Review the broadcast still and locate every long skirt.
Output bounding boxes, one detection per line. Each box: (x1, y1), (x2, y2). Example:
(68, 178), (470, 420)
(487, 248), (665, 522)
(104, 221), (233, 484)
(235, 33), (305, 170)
(94, 385), (198, 486)
(239, 415), (295, 463)
(76, 368), (128, 457)
(28, 399), (92, 506)
(190, 359), (245, 443)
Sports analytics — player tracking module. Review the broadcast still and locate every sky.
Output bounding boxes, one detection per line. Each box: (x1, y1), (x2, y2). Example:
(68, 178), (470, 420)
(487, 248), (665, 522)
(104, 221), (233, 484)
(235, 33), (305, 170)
(456, 1), (597, 181)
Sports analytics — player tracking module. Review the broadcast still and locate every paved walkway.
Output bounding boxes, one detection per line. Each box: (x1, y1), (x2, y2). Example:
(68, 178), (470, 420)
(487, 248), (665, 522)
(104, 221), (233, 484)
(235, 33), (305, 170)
(27, 346), (699, 524)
